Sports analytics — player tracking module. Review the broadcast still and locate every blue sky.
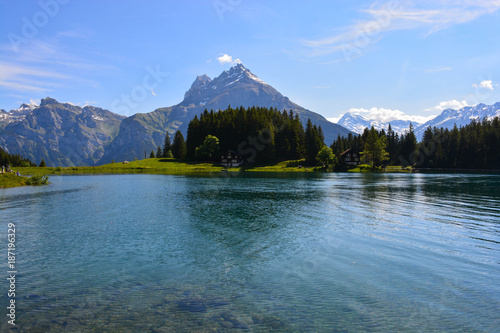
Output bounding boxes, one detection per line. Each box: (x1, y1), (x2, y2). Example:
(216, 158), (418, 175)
(1, 0), (499, 123)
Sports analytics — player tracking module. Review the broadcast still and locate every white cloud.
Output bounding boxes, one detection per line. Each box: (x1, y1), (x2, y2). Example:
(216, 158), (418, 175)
(302, 1), (500, 59)
(217, 54), (243, 65)
(327, 116), (342, 123)
(472, 80), (495, 90)
(217, 54), (233, 64)
(151, 89), (156, 96)
(424, 99), (472, 112)
(347, 107), (435, 124)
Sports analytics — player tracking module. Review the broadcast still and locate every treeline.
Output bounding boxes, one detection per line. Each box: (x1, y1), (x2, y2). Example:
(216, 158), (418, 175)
(419, 118), (500, 169)
(331, 124), (420, 166)
(330, 117), (500, 169)
(185, 106), (325, 164)
(0, 146), (36, 168)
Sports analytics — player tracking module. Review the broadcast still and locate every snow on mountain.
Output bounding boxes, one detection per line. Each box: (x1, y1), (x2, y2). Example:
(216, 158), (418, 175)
(336, 107), (433, 135)
(415, 102), (500, 139)
(335, 102), (500, 140)
(0, 102), (39, 124)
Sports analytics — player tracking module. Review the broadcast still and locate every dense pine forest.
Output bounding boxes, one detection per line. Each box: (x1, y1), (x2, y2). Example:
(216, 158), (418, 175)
(183, 106), (500, 170)
(185, 106), (325, 165)
(0, 146), (36, 168)
(331, 117), (500, 170)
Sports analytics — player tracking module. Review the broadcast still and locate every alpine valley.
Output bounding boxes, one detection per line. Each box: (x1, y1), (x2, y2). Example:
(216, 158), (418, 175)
(0, 64), (352, 166)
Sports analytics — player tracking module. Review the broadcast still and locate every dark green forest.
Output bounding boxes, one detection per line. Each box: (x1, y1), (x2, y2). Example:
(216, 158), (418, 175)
(185, 106), (325, 165)
(331, 118), (500, 169)
(0, 146), (36, 168)
(184, 106), (500, 169)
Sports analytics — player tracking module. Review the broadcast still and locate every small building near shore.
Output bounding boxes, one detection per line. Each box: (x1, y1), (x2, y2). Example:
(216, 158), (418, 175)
(220, 150), (243, 167)
(340, 148), (360, 166)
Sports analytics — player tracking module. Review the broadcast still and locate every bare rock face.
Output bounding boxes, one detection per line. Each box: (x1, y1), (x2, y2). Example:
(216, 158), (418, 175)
(0, 98), (124, 166)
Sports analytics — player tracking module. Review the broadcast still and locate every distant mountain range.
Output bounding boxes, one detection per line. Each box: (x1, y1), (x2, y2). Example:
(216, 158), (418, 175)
(414, 102), (500, 139)
(336, 102), (500, 140)
(0, 64), (352, 166)
(337, 113), (418, 136)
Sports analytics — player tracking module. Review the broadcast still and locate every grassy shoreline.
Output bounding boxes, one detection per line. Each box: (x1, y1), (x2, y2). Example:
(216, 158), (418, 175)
(8, 159), (418, 184)
(0, 172), (28, 188)
(15, 158), (313, 177)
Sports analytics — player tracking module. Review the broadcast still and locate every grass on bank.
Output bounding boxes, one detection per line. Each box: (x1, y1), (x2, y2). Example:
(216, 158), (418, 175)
(348, 164), (413, 173)
(0, 172), (27, 188)
(0, 172), (50, 188)
(13, 158), (413, 178)
(15, 158), (312, 176)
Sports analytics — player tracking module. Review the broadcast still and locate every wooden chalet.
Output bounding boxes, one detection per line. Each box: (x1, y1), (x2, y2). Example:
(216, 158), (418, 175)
(340, 148), (360, 166)
(220, 150), (243, 167)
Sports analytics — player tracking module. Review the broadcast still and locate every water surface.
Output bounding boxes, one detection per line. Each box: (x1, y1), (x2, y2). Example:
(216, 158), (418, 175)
(1, 173), (499, 332)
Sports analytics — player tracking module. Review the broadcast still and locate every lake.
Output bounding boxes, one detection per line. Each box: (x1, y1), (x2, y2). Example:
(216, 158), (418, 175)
(1, 173), (499, 332)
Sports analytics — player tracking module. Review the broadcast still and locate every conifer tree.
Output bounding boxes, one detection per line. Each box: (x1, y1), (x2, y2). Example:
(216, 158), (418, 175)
(172, 130), (187, 159)
(162, 132), (172, 158)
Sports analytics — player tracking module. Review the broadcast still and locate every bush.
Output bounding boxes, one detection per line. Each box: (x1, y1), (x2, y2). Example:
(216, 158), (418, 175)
(26, 175), (49, 185)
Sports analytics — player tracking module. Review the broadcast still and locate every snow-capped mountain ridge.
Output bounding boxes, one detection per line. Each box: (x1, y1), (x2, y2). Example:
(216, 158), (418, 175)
(0, 102), (39, 124)
(337, 112), (422, 135)
(414, 102), (500, 139)
(336, 102), (500, 140)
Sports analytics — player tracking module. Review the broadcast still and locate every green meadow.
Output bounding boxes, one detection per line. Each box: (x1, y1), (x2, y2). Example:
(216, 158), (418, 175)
(14, 158), (311, 177)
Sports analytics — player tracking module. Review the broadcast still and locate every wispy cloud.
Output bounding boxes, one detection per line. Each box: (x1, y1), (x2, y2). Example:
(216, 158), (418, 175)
(302, 1), (500, 61)
(426, 67), (452, 73)
(0, 38), (104, 94)
(0, 62), (72, 92)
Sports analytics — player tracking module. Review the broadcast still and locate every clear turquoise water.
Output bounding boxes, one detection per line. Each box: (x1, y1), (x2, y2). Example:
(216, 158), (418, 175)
(1, 173), (499, 332)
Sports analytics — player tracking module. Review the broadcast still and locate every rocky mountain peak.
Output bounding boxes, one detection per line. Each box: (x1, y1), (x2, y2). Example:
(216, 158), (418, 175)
(40, 97), (59, 106)
(184, 75), (212, 100)
(194, 74), (212, 87)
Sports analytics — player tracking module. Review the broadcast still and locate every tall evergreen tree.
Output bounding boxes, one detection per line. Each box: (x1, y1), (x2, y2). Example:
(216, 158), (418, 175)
(156, 146), (162, 158)
(162, 132), (172, 158)
(360, 127), (389, 167)
(399, 123), (418, 166)
(172, 130), (187, 159)
(305, 119), (324, 165)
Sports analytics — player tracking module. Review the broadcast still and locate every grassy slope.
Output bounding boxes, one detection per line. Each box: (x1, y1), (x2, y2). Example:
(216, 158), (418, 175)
(0, 172), (27, 188)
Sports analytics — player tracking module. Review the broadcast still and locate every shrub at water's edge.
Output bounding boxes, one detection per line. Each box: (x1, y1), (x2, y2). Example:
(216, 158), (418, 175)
(26, 174), (50, 185)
